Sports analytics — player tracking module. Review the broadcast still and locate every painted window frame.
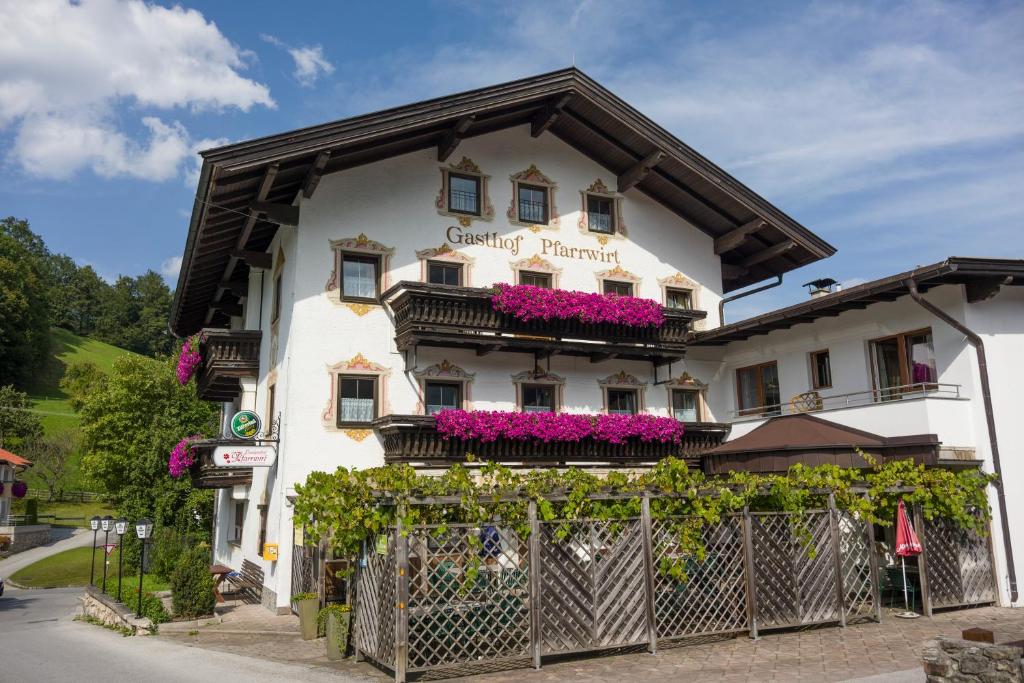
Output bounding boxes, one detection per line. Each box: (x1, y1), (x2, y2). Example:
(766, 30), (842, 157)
(416, 244), (474, 287)
(436, 157), (493, 225)
(598, 371), (647, 415)
(325, 234), (394, 313)
(511, 254), (562, 289)
(513, 370), (565, 413)
(426, 260), (463, 286)
(322, 353), (391, 431)
(596, 265), (642, 297)
(339, 252), (381, 304)
(413, 360), (475, 415)
(507, 165), (559, 231)
(578, 179), (626, 242)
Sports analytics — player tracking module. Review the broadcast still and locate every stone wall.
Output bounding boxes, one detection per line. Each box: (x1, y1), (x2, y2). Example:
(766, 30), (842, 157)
(79, 586), (155, 635)
(0, 524), (51, 552)
(923, 637), (1023, 682)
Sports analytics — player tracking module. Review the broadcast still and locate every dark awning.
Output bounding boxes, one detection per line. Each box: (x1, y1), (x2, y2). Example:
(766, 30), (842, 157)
(170, 67), (835, 336)
(702, 413), (940, 474)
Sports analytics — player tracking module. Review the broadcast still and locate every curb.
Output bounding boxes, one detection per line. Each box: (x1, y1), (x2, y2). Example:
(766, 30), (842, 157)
(164, 628), (305, 637)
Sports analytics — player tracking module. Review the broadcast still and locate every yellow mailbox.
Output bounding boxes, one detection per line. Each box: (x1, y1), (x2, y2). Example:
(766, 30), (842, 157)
(262, 543), (279, 562)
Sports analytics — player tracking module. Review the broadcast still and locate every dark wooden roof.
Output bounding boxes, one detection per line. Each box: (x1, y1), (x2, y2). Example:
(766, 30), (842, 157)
(170, 67), (835, 336)
(692, 257), (1024, 346)
(703, 413), (939, 474)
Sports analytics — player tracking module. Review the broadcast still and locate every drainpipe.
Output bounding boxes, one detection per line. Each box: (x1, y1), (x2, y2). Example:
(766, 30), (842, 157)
(719, 275), (783, 325)
(904, 278), (1018, 603)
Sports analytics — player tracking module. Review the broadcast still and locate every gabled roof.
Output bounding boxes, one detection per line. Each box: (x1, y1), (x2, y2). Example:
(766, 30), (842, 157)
(170, 67), (835, 336)
(703, 413), (939, 474)
(693, 257), (1024, 346)
(0, 447), (32, 468)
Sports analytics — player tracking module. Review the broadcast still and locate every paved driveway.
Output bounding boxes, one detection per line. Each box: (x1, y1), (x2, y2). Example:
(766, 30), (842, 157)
(0, 526), (93, 579)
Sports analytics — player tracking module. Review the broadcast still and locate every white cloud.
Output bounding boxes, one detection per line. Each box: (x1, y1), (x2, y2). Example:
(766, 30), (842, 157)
(0, 0), (274, 180)
(160, 255), (183, 280)
(261, 34), (334, 87)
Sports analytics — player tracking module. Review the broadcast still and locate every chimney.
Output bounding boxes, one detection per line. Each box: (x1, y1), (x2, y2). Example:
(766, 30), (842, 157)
(803, 278), (839, 299)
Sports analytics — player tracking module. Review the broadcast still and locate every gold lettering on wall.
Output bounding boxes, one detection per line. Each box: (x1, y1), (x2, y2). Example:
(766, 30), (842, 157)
(443, 227), (622, 264)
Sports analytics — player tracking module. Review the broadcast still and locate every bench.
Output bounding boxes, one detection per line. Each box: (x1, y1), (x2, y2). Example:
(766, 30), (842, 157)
(234, 559), (264, 605)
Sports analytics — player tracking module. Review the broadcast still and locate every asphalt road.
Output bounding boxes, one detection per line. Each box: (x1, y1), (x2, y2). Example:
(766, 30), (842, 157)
(0, 587), (365, 682)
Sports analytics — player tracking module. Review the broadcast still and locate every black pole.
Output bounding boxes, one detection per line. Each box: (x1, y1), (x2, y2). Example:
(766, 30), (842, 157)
(101, 529), (110, 593)
(136, 540), (146, 618)
(89, 529), (98, 586)
(117, 534), (124, 602)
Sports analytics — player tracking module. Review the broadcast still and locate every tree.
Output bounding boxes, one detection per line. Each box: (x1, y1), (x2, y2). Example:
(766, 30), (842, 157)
(60, 361), (108, 412)
(76, 354), (218, 534)
(0, 385), (43, 450)
(0, 217), (51, 385)
(95, 271), (173, 357)
(20, 431), (78, 501)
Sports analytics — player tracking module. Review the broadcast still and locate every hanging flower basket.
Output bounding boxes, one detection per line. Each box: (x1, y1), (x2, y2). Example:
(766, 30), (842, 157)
(434, 409), (683, 445)
(176, 333), (204, 385)
(168, 435), (204, 478)
(491, 283), (665, 328)
(11, 481), (28, 499)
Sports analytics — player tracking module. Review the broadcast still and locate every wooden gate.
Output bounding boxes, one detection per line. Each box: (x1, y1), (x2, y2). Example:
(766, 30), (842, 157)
(353, 534), (397, 669)
(290, 542), (320, 603)
(750, 511), (840, 629)
(537, 519), (648, 654)
(922, 516), (996, 609)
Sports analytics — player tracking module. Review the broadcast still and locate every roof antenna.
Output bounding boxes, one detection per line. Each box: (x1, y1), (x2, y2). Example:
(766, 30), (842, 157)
(572, 50), (576, 67)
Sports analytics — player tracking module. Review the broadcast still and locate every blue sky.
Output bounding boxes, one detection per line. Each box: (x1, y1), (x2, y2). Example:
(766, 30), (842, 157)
(1, 0), (1021, 318)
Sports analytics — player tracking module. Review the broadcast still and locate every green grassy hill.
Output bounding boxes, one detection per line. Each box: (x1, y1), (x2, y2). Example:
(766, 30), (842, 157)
(20, 328), (143, 489)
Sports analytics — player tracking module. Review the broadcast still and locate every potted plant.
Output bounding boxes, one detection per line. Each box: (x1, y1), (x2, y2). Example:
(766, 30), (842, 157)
(292, 592), (319, 640)
(318, 603), (352, 660)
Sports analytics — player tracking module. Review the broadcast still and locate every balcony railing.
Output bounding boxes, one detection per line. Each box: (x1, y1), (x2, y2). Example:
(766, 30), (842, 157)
(373, 414), (729, 469)
(729, 382), (963, 421)
(188, 442), (253, 489)
(383, 282), (703, 363)
(196, 328), (262, 401)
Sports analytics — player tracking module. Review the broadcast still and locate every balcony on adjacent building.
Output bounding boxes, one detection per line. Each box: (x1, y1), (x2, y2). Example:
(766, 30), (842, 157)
(383, 282), (703, 364)
(195, 328), (262, 401)
(373, 414), (729, 469)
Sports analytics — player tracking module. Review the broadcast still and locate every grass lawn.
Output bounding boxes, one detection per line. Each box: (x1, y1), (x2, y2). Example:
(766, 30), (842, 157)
(10, 545), (170, 592)
(10, 499), (115, 528)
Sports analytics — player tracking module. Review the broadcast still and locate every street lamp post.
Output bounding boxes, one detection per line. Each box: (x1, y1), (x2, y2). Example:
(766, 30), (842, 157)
(115, 517), (128, 602)
(88, 516), (101, 586)
(135, 518), (153, 618)
(100, 515), (113, 592)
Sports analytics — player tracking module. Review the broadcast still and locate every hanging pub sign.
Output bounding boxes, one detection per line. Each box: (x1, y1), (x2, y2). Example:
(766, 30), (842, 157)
(212, 444), (277, 468)
(230, 410), (262, 439)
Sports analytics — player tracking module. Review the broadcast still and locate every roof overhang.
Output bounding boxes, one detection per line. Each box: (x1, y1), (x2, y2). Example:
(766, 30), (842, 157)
(692, 257), (1024, 346)
(170, 67), (835, 336)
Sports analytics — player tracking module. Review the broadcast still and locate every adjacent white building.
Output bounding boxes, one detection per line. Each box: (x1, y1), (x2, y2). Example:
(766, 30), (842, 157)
(170, 69), (1023, 613)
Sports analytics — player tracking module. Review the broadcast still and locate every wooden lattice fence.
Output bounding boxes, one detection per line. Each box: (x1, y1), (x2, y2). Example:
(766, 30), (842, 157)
(351, 497), (993, 682)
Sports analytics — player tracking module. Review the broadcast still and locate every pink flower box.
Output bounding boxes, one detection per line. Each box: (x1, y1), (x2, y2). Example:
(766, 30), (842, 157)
(434, 409), (683, 445)
(491, 283), (665, 328)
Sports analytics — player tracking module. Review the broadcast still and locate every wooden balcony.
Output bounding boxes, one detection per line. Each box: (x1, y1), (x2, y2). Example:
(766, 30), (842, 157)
(383, 282), (703, 364)
(188, 443), (253, 489)
(196, 328), (262, 401)
(374, 414), (729, 469)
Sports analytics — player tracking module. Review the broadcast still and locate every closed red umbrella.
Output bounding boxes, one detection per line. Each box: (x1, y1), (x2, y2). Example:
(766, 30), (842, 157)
(895, 500), (922, 614)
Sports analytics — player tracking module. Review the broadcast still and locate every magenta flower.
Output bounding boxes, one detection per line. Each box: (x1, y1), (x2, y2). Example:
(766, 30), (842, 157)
(176, 334), (204, 385)
(434, 409), (683, 444)
(10, 481), (27, 499)
(168, 435), (203, 478)
(491, 283), (665, 328)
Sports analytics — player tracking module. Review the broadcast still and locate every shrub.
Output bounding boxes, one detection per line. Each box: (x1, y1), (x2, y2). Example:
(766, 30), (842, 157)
(149, 527), (189, 582)
(25, 498), (38, 524)
(170, 546), (216, 619)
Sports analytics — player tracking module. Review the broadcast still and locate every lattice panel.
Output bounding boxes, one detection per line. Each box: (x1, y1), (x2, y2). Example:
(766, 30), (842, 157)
(353, 532), (396, 667)
(291, 543), (318, 600)
(751, 512), (839, 628)
(651, 516), (748, 639)
(539, 519), (647, 654)
(405, 525), (530, 671)
(924, 516), (995, 608)
(837, 513), (876, 621)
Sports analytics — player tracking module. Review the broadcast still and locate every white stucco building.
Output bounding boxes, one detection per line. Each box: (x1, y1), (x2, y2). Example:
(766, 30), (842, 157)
(170, 69), (1023, 613)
